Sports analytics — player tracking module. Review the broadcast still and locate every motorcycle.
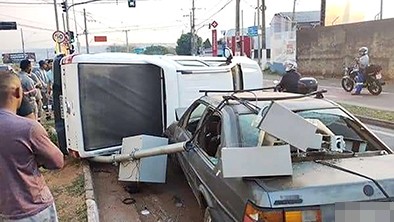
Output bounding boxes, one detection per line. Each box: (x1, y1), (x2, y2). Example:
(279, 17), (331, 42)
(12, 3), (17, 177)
(341, 62), (385, 95)
(274, 77), (319, 94)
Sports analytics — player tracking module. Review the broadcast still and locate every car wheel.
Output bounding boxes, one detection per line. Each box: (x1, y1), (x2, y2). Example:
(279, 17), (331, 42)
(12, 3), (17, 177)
(203, 207), (213, 222)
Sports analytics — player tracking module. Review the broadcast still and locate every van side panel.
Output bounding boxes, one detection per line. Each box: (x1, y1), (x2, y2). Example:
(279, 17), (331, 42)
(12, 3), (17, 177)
(177, 72), (233, 108)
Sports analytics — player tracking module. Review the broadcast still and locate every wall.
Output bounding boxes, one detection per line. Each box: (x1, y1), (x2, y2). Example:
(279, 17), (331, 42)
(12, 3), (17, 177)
(297, 18), (394, 80)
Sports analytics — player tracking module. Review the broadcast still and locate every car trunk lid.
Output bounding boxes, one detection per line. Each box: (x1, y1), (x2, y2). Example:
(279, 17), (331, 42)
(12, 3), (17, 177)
(250, 155), (394, 208)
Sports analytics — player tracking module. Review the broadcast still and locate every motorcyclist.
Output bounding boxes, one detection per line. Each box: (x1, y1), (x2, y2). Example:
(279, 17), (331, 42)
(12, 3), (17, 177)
(276, 60), (302, 93)
(352, 46), (369, 95)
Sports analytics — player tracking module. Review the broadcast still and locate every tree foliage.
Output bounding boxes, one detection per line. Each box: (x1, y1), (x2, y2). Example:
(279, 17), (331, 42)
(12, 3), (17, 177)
(176, 32), (203, 55)
(203, 38), (212, 49)
(143, 45), (169, 55)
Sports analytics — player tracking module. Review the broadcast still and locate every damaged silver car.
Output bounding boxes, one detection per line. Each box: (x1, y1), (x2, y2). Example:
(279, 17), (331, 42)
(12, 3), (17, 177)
(165, 89), (393, 222)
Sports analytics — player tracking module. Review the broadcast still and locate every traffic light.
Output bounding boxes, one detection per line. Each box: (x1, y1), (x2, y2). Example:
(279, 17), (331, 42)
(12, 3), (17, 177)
(0, 22), (17, 30)
(61, 1), (67, 12)
(128, 0), (136, 7)
(67, 31), (74, 43)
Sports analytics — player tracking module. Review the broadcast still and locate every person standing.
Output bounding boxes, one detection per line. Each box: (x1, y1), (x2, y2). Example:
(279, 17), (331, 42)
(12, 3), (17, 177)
(0, 72), (64, 221)
(18, 59), (39, 119)
(34, 60), (49, 111)
(352, 47), (370, 95)
(0, 70), (36, 120)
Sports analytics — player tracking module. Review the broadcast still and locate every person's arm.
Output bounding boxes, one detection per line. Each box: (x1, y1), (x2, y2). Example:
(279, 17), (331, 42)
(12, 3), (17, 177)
(30, 123), (64, 170)
(17, 96), (36, 119)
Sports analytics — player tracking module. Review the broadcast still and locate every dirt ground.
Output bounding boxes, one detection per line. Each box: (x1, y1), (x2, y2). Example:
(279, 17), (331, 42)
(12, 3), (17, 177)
(91, 157), (203, 222)
(42, 157), (87, 222)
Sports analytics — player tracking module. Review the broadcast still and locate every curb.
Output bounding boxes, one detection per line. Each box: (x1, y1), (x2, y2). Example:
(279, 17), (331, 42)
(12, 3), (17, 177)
(356, 115), (394, 130)
(83, 161), (100, 222)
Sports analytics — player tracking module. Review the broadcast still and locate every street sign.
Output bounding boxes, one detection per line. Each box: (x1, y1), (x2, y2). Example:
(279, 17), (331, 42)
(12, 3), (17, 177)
(211, 20), (218, 29)
(0, 22), (17, 30)
(94, 36), (107, 42)
(52, 31), (67, 43)
(2, 52), (36, 63)
(247, 26), (258, 37)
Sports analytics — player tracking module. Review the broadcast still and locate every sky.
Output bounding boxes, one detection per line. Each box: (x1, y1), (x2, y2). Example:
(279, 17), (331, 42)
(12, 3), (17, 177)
(0, 0), (392, 53)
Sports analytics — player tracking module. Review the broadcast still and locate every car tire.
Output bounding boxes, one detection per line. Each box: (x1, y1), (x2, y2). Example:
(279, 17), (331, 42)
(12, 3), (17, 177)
(203, 207), (213, 222)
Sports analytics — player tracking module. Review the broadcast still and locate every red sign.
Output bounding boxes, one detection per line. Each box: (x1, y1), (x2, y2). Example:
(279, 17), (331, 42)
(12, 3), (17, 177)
(212, 29), (217, 56)
(211, 21), (218, 29)
(94, 36), (107, 42)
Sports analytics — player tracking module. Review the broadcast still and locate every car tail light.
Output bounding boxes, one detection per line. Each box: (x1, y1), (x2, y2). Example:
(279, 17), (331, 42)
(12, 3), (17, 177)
(243, 202), (322, 222)
(61, 54), (78, 65)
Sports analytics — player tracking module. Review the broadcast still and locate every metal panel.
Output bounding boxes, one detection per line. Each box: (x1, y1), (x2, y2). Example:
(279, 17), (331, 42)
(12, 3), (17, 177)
(221, 145), (292, 178)
(118, 135), (169, 183)
(256, 101), (322, 152)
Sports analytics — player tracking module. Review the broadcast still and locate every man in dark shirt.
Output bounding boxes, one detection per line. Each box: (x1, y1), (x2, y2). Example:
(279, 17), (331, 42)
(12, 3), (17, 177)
(0, 72), (64, 221)
(277, 60), (302, 93)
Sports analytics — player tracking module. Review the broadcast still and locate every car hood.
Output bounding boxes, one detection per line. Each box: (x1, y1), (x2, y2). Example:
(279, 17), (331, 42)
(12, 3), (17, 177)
(250, 155), (394, 208)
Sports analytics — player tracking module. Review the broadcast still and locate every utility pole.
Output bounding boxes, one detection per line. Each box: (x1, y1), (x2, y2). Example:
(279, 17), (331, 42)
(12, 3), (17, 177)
(72, 0), (81, 53)
(83, 8), (89, 54)
(53, 0), (60, 31)
(256, 0), (261, 66)
(291, 0), (296, 28)
(261, 0), (266, 49)
(235, 0), (240, 56)
(380, 0), (383, 20)
(20, 28), (25, 56)
(191, 0), (196, 55)
(53, 0), (61, 53)
(62, 13), (67, 33)
(124, 30), (130, 52)
(320, 0), (326, 26)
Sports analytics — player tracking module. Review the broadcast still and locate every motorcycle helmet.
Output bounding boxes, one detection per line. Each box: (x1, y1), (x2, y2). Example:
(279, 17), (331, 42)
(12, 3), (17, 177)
(358, 47), (368, 56)
(284, 60), (297, 72)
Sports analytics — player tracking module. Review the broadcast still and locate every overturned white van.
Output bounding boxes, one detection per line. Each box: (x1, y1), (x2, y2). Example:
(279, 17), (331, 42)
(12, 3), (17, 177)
(53, 53), (263, 158)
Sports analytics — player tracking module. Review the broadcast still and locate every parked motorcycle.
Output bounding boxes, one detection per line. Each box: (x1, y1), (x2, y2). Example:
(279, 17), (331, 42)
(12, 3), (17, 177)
(341, 63), (385, 95)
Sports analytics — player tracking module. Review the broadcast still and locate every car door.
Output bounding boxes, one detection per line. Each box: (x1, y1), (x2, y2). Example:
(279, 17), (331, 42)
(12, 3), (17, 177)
(184, 111), (237, 221)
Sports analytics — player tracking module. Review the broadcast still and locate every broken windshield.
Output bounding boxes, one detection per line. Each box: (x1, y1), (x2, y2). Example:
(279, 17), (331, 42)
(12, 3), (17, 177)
(238, 108), (383, 153)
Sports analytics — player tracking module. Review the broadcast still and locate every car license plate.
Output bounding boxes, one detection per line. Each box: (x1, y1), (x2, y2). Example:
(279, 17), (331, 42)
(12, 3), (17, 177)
(376, 73), (382, 79)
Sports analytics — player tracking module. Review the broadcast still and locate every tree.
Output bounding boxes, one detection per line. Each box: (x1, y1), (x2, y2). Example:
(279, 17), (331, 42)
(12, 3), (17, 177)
(203, 38), (212, 49)
(143, 45), (169, 55)
(176, 32), (203, 55)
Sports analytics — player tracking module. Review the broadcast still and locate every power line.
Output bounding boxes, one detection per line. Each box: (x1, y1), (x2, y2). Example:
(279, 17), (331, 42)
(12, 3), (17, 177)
(196, 0), (233, 27)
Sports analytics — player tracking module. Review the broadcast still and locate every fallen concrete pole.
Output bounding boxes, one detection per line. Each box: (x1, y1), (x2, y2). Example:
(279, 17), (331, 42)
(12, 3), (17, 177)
(89, 142), (185, 163)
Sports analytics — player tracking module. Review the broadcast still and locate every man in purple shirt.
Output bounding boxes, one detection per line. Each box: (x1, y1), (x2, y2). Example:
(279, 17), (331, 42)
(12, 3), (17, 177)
(0, 72), (64, 221)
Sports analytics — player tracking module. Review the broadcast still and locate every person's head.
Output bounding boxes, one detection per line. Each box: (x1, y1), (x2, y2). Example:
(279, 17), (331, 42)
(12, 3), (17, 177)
(358, 47), (368, 56)
(39, 60), (48, 70)
(45, 59), (53, 71)
(0, 71), (23, 112)
(20, 59), (32, 74)
(284, 60), (297, 72)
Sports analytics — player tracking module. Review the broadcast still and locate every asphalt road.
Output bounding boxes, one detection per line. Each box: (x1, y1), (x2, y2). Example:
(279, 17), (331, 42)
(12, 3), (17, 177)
(263, 75), (394, 111)
(367, 124), (394, 149)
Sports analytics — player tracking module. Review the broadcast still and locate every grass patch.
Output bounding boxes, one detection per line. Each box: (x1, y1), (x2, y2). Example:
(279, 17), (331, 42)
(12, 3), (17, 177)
(339, 103), (394, 122)
(65, 175), (85, 196)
